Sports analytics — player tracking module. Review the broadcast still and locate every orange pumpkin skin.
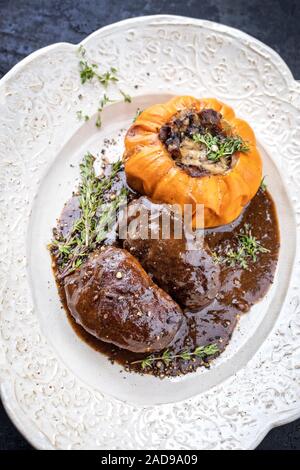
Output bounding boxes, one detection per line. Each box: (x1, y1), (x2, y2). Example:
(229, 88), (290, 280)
(123, 96), (262, 228)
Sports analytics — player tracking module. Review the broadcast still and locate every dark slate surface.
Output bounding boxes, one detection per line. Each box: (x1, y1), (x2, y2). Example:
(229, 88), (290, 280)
(0, 0), (299, 451)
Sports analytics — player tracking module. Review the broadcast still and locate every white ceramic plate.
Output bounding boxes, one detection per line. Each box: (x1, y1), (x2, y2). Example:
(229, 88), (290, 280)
(0, 15), (299, 450)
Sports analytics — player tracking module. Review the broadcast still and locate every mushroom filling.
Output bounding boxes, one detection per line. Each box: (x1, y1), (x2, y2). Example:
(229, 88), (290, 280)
(159, 108), (249, 177)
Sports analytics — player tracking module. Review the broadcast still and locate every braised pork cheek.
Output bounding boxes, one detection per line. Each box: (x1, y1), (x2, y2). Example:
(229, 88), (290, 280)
(123, 197), (220, 310)
(64, 246), (183, 353)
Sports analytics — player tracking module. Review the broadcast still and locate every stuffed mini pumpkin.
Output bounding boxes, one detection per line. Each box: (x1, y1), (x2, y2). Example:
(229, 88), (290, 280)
(123, 96), (262, 227)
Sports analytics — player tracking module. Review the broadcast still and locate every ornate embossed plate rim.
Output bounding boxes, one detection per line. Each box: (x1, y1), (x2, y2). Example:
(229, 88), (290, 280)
(0, 15), (299, 450)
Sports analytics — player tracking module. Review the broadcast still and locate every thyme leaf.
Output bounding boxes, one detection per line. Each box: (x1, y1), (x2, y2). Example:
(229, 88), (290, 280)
(95, 115), (102, 128)
(77, 45), (86, 57)
(131, 343), (219, 369)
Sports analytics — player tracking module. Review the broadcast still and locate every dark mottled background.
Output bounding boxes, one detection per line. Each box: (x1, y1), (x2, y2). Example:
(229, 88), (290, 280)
(0, 0), (299, 451)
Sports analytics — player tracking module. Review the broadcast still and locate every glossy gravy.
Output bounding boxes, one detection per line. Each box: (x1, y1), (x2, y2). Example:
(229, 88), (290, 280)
(52, 182), (279, 377)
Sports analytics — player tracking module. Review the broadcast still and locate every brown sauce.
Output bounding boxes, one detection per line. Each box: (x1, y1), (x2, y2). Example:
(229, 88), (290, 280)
(52, 178), (279, 378)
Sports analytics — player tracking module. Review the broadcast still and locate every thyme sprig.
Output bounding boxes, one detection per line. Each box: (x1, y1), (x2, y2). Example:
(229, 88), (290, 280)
(193, 132), (249, 163)
(98, 67), (118, 87)
(213, 223), (270, 270)
(133, 108), (142, 122)
(131, 343), (219, 369)
(238, 223), (270, 261)
(50, 154), (127, 277)
(96, 94), (115, 129)
(120, 90), (132, 103)
(260, 176), (267, 191)
(78, 46), (118, 87)
(77, 47), (133, 129)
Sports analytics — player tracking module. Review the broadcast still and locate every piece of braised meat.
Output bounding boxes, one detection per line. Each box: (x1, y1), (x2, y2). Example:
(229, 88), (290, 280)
(122, 197), (220, 311)
(64, 246), (183, 353)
